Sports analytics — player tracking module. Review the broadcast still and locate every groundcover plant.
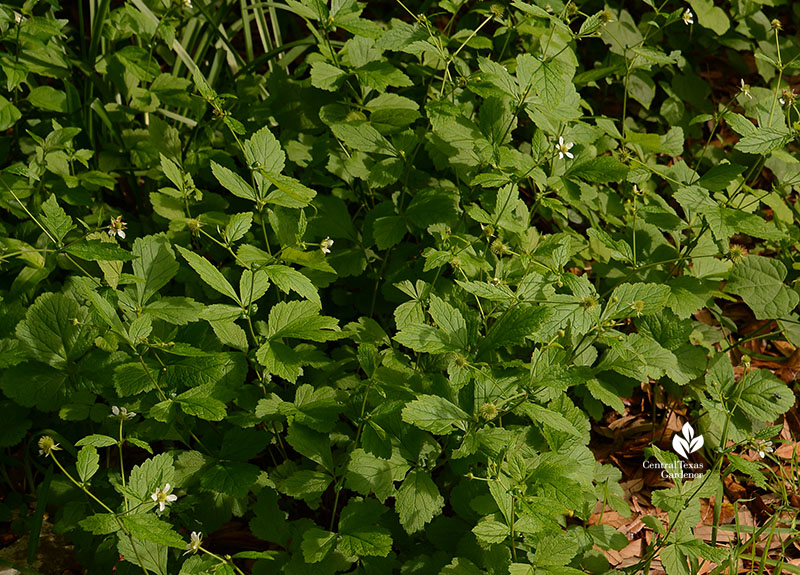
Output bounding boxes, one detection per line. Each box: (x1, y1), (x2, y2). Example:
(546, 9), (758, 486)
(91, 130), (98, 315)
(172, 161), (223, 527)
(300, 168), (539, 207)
(1, 0), (800, 573)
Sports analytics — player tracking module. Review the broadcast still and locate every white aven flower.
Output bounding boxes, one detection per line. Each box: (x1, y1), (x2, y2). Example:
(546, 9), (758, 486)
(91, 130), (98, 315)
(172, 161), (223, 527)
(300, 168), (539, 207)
(151, 484), (178, 512)
(184, 0), (193, 8)
(740, 79), (752, 99)
(184, 531), (202, 555)
(38, 436), (61, 456)
(555, 136), (574, 160)
(107, 215), (127, 239)
(14, 12), (22, 24)
(682, 8), (694, 25)
(320, 237), (334, 254)
(754, 439), (773, 459)
(780, 89), (796, 106)
(110, 405), (136, 420)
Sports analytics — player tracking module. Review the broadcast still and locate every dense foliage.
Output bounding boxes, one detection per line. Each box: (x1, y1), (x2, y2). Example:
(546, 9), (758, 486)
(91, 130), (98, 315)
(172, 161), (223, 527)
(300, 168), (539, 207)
(1, 0), (799, 574)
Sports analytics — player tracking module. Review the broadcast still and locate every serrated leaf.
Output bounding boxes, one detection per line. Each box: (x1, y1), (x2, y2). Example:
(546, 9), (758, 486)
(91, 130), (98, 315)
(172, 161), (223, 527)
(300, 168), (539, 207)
(65, 240), (137, 261)
(310, 61), (347, 91)
(286, 423), (333, 472)
(132, 234), (179, 306)
(79, 513), (120, 535)
(76, 434), (118, 448)
(726, 256), (799, 320)
(177, 246), (240, 304)
(76, 445), (99, 483)
(736, 369), (793, 421)
(264, 300), (340, 341)
(301, 528), (337, 562)
(396, 469), (444, 534)
(40, 195), (74, 242)
(15, 292), (91, 369)
(521, 403), (582, 437)
(264, 264), (320, 305)
(121, 515), (185, 549)
(401, 394), (469, 434)
(734, 127), (790, 155)
(212, 161), (258, 201)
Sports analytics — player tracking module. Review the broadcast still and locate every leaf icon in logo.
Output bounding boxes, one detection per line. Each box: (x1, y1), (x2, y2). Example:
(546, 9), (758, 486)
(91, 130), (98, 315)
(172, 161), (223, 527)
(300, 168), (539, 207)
(672, 422), (703, 459)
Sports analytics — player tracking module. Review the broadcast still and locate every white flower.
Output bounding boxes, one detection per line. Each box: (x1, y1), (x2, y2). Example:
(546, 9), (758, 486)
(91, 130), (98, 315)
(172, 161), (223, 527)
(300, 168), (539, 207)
(740, 79), (752, 99)
(780, 97), (785, 105)
(754, 440), (773, 459)
(320, 237), (334, 254)
(184, 531), (202, 555)
(682, 8), (694, 25)
(107, 215), (127, 239)
(110, 406), (136, 420)
(184, 0), (193, 8)
(14, 12), (22, 24)
(151, 484), (178, 512)
(555, 136), (574, 160)
(38, 436), (61, 456)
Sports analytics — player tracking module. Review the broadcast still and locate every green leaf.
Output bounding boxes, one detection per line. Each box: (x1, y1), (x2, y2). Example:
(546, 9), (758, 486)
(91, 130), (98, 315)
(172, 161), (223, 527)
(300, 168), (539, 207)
(79, 513), (120, 535)
(286, 423), (333, 472)
(15, 292), (91, 369)
(736, 369), (793, 421)
(132, 234), (179, 306)
(520, 403), (582, 437)
(264, 265), (320, 306)
(211, 161), (258, 202)
(346, 447), (410, 503)
(264, 300), (340, 341)
(76, 434), (118, 448)
(114, 361), (158, 396)
(697, 163), (745, 192)
(144, 297), (203, 325)
(338, 499), (393, 557)
(76, 445), (99, 483)
(310, 61), (348, 91)
(330, 122), (397, 156)
(28, 86), (68, 112)
(177, 245), (241, 304)
(262, 172), (317, 208)
(586, 379), (626, 414)
(224, 212), (253, 244)
(396, 469), (444, 534)
(568, 156), (629, 183)
(200, 461), (260, 497)
(128, 453), (174, 503)
(40, 195), (74, 242)
(527, 55), (574, 108)
(734, 127), (791, 155)
(473, 518), (508, 545)
(64, 240), (137, 261)
(373, 215), (407, 249)
(301, 528), (337, 563)
(401, 394), (469, 434)
(175, 384), (228, 421)
(121, 515), (186, 549)
(689, 0), (730, 35)
(244, 126), (285, 174)
(394, 323), (455, 353)
(660, 544), (689, 575)
(726, 256), (799, 320)
(604, 283), (671, 319)
(250, 488), (289, 546)
(0, 94), (21, 131)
